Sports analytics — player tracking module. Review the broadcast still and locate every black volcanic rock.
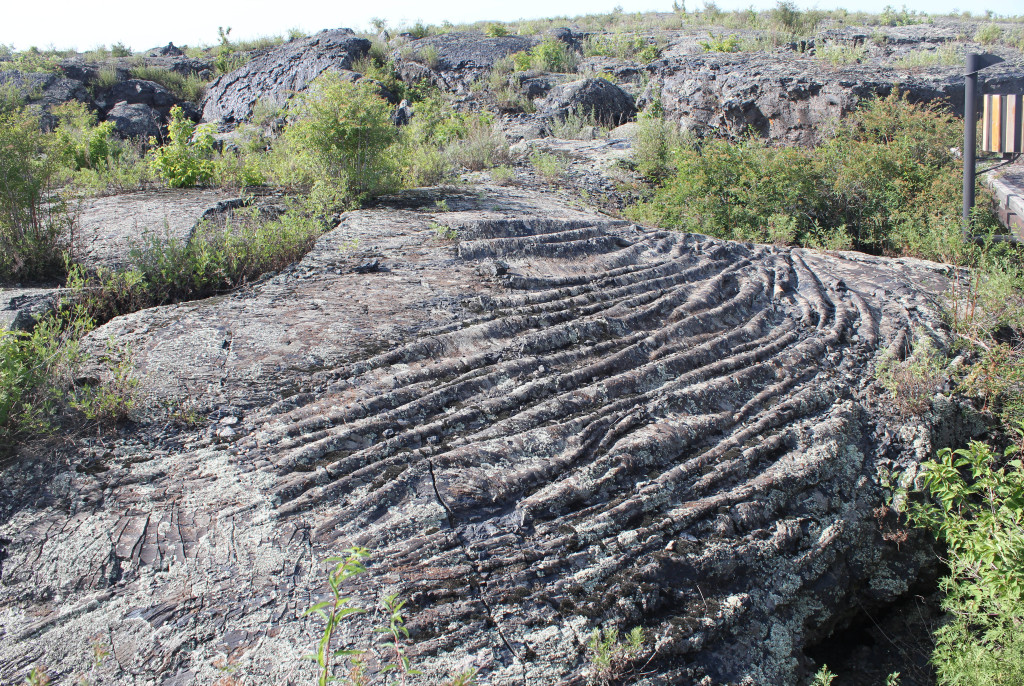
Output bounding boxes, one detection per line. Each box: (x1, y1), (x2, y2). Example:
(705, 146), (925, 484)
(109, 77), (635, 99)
(539, 77), (637, 126)
(105, 101), (163, 139)
(201, 29), (370, 124)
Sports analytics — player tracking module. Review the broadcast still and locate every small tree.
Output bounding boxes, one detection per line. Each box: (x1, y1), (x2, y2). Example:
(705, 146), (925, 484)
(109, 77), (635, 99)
(273, 73), (401, 209)
(0, 108), (70, 281)
(148, 106), (215, 188)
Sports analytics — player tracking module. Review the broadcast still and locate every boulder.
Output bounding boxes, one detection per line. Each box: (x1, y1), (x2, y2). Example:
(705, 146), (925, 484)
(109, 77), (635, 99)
(512, 70), (568, 99)
(200, 29), (370, 124)
(104, 101), (162, 140)
(539, 77), (637, 126)
(0, 188), (968, 685)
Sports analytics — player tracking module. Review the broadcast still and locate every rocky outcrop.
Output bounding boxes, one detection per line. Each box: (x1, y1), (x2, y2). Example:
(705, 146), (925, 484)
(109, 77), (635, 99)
(0, 288), (58, 331)
(0, 70), (92, 128)
(0, 188), (969, 685)
(398, 32), (537, 92)
(94, 79), (189, 120)
(200, 29), (370, 124)
(647, 22), (1024, 144)
(539, 77), (637, 126)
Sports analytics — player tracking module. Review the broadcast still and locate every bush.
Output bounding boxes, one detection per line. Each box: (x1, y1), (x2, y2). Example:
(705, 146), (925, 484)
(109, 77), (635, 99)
(900, 441), (1024, 686)
(271, 73), (401, 209)
(447, 116), (512, 170)
(513, 37), (579, 73)
(817, 43), (867, 66)
(974, 23), (1003, 45)
(128, 206), (323, 305)
(893, 44), (963, 68)
(0, 108), (71, 282)
(547, 109), (608, 140)
(531, 151), (567, 181)
(0, 82), (24, 115)
(632, 98), (687, 181)
(0, 311), (88, 446)
(700, 34), (740, 52)
(0, 306), (135, 451)
(627, 91), (970, 260)
(148, 106), (216, 188)
(51, 101), (118, 172)
(584, 34), (662, 62)
(875, 335), (948, 415)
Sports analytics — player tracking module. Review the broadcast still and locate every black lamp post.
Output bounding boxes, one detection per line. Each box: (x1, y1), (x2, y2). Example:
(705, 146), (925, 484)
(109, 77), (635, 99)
(963, 52), (1005, 233)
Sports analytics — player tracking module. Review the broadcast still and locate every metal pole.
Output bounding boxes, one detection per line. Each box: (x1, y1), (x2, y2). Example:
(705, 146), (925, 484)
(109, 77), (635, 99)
(963, 53), (979, 234)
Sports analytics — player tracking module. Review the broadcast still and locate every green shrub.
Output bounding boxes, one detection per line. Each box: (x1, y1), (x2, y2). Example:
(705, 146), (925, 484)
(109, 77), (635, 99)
(485, 24), (510, 37)
(92, 66), (121, 93)
(974, 23), (1003, 45)
(111, 42), (132, 57)
(0, 306), (135, 450)
(875, 335), (948, 415)
(513, 37), (579, 73)
(584, 34), (662, 62)
(700, 34), (740, 52)
(304, 547), (478, 686)
(51, 101), (118, 171)
(817, 43), (868, 66)
(489, 165), (516, 185)
(586, 626), (646, 685)
(446, 116), (512, 170)
(0, 311), (88, 446)
(531, 150), (567, 181)
(900, 440), (1024, 686)
(271, 73), (401, 209)
(632, 98), (687, 181)
(148, 105), (215, 188)
(0, 82), (25, 115)
(0, 108), (71, 282)
(893, 44), (963, 68)
(547, 109), (608, 140)
(407, 21), (432, 39)
(403, 143), (452, 186)
(877, 5), (921, 26)
(128, 206), (323, 305)
(8, 47), (62, 74)
(627, 91), (968, 260)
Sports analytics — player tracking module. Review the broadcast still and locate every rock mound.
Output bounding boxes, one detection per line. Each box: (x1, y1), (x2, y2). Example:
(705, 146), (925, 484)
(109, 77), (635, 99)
(539, 77), (637, 126)
(0, 189), (965, 685)
(201, 29), (370, 124)
(650, 52), (1024, 144)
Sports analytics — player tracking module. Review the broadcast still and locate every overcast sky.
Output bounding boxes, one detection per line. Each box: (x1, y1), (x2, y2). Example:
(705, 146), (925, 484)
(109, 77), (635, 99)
(2, 0), (1022, 52)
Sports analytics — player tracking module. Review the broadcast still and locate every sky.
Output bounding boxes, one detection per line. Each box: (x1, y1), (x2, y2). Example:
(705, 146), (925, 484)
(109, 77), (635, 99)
(2, 0), (1022, 52)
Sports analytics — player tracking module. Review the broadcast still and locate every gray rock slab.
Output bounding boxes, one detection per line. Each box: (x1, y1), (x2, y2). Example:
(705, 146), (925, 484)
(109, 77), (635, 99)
(0, 287), (59, 331)
(71, 189), (239, 270)
(0, 188), (972, 685)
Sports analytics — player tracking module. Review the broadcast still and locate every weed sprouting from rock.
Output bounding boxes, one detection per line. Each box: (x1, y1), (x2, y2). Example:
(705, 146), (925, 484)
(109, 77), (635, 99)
(586, 626), (646, 685)
(305, 547), (478, 685)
